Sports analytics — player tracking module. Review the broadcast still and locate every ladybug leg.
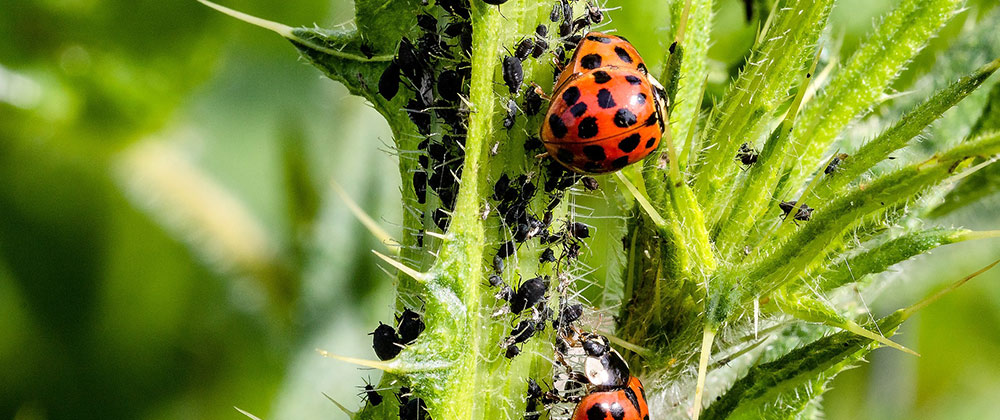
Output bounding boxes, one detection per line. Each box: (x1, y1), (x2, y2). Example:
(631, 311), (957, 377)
(529, 82), (551, 101)
(534, 151), (550, 159)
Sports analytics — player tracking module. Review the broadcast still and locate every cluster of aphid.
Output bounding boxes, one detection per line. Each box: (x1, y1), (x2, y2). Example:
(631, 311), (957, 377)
(377, 0), (476, 241)
(737, 143), (855, 223)
(365, 308), (431, 419)
(358, 0), (670, 418)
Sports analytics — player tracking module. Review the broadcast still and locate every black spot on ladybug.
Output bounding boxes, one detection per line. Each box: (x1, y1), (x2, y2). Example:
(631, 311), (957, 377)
(614, 108), (638, 127)
(549, 114), (568, 138)
(624, 386), (641, 414)
(619, 133), (641, 153)
(646, 138), (656, 149)
(608, 402), (626, 420)
(614, 46), (634, 64)
(562, 86), (581, 105)
(633, 93), (647, 105)
(578, 117), (600, 139)
(586, 34), (612, 43)
(570, 102), (588, 117)
(597, 88), (617, 109)
(644, 112), (659, 127)
(586, 404), (607, 420)
(557, 148), (575, 164)
(582, 145), (606, 162)
(625, 74), (642, 85)
(611, 155), (629, 169)
(592, 70), (612, 84)
(580, 53), (603, 69)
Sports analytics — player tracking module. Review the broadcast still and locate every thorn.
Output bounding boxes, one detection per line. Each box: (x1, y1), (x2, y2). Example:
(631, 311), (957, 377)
(372, 250), (428, 282)
(234, 407), (264, 420)
(197, 0), (294, 38)
(691, 326), (716, 420)
(904, 258), (1000, 319)
(840, 320), (919, 356)
(331, 179), (401, 251)
(423, 230), (448, 240)
(317, 349), (396, 372)
(322, 393), (355, 416)
(614, 172), (667, 228)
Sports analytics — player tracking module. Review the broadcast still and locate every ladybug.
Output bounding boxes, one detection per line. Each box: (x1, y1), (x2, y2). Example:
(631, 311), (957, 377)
(572, 334), (650, 420)
(541, 32), (668, 174)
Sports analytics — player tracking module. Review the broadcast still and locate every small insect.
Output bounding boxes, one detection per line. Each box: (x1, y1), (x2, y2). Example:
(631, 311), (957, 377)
(524, 86), (544, 116)
(482, 0), (510, 5)
(503, 98), (519, 130)
(586, 2), (604, 23)
(825, 152), (849, 174)
(554, 303), (583, 329)
(505, 343), (521, 359)
(515, 37), (535, 61)
(541, 32), (668, 174)
(503, 55), (524, 94)
(581, 176), (599, 191)
(736, 142), (759, 167)
(412, 170), (428, 204)
(378, 62), (401, 100)
(568, 221), (590, 239)
(510, 276), (548, 314)
(359, 380), (384, 407)
(437, 69), (465, 102)
(539, 248), (556, 264)
(398, 395), (431, 420)
(370, 322), (402, 360)
(416, 13), (438, 32)
(779, 200), (813, 222)
(549, 2), (562, 22)
(439, 0), (470, 19)
(360, 41), (376, 59)
(396, 308), (425, 344)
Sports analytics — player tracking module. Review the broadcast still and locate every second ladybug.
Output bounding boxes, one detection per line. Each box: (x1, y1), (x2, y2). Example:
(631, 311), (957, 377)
(541, 32), (668, 174)
(572, 333), (650, 420)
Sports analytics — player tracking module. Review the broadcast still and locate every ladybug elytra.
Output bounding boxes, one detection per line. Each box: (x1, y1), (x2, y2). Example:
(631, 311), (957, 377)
(542, 32), (668, 174)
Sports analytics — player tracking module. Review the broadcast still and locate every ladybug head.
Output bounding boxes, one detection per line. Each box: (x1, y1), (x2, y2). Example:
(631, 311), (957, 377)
(581, 334), (610, 357)
(646, 74), (670, 131)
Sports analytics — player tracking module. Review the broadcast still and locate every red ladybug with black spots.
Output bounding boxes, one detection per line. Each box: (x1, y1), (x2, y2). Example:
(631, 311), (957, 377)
(542, 32), (668, 174)
(572, 334), (651, 420)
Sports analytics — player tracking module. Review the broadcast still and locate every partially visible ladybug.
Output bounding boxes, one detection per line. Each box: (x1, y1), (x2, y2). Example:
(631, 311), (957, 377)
(572, 333), (650, 420)
(542, 32), (668, 174)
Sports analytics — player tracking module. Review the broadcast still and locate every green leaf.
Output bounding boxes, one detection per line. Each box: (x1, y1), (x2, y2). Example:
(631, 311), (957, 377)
(809, 57), (1000, 209)
(691, 0), (834, 225)
(785, 0), (965, 190)
(717, 131), (1000, 317)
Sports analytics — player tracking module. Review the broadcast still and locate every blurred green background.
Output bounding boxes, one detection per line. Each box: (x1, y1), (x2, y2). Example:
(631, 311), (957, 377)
(1, 0), (998, 419)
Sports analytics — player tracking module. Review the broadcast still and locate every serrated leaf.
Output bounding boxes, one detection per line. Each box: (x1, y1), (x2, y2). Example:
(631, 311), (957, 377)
(691, 0), (834, 225)
(785, 0), (965, 189)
